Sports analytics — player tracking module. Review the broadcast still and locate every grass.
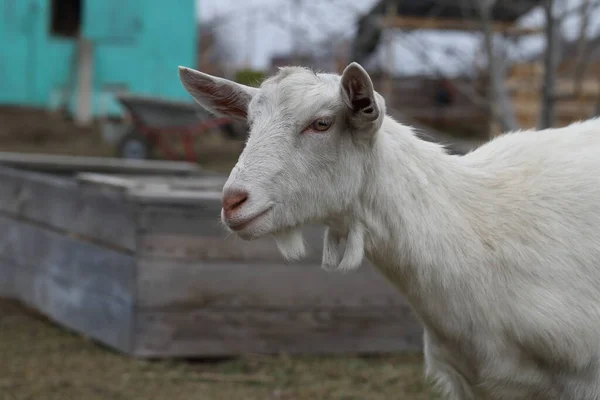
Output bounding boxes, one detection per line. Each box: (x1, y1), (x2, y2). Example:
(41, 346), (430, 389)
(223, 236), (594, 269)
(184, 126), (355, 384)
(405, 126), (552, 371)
(0, 299), (440, 400)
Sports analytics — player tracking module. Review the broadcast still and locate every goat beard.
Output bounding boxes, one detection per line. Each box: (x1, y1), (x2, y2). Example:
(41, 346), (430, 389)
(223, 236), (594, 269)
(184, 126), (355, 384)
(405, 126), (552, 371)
(273, 224), (366, 271)
(273, 228), (306, 261)
(322, 224), (365, 272)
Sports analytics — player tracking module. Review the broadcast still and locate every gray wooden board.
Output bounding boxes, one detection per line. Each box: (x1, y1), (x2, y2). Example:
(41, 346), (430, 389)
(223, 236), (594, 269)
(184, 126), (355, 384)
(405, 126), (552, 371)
(0, 151), (202, 175)
(0, 165), (74, 217)
(137, 259), (405, 309)
(136, 203), (227, 236)
(76, 173), (228, 193)
(137, 232), (327, 263)
(0, 167), (137, 251)
(133, 307), (424, 358)
(0, 215), (136, 306)
(0, 267), (131, 350)
(129, 190), (222, 205)
(136, 204), (326, 263)
(11, 266), (133, 353)
(0, 215), (135, 352)
(0, 258), (15, 298)
(77, 172), (226, 206)
(0, 164), (426, 358)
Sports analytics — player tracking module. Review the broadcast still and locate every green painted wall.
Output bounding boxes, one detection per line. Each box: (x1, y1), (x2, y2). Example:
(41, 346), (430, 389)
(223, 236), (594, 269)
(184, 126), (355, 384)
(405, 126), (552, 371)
(0, 0), (197, 117)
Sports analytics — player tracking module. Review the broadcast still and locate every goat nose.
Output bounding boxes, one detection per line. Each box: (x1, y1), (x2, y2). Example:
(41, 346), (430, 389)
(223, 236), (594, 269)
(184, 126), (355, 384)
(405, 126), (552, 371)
(222, 189), (249, 214)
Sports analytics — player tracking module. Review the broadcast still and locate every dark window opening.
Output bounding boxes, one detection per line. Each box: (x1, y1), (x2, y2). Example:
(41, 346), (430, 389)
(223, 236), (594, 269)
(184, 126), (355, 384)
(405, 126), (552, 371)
(434, 79), (455, 108)
(50, 0), (82, 38)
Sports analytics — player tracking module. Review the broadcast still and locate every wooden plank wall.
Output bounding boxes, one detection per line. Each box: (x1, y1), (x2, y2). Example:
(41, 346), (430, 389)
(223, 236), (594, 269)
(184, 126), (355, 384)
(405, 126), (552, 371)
(0, 152), (202, 175)
(133, 259), (422, 357)
(0, 215), (135, 353)
(134, 307), (422, 357)
(0, 166), (425, 358)
(505, 61), (600, 131)
(0, 166), (137, 352)
(132, 197), (423, 357)
(0, 167), (137, 252)
(136, 203), (325, 264)
(0, 258), (15, 299)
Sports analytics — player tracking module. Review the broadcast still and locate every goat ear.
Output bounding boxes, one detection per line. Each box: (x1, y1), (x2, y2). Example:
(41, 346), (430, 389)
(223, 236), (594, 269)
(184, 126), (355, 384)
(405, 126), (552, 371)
(340, 62), (380, 128)
(178, 66), (259, 121)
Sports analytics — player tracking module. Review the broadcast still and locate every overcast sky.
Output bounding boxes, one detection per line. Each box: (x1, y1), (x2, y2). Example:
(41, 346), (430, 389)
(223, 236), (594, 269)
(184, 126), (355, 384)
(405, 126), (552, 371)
(196, 0), (379, 69)
(195, 0), (600, 75)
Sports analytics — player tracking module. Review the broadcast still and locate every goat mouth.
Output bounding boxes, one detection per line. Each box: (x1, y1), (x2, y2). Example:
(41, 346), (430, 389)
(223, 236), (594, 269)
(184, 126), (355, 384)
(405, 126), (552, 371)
(228, 207), (272, 232)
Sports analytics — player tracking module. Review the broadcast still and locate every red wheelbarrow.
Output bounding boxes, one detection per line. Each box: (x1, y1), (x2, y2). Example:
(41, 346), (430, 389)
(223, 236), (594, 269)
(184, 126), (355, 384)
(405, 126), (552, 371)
(107, 94), (246, 162)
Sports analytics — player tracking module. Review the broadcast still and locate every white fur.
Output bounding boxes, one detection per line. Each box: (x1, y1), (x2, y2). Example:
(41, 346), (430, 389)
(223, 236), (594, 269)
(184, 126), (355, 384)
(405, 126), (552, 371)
(321, 227), (341, 269)
(274, 228), (306, 261)
(337, 223), (366, 271)
(179, 63), (600, 399)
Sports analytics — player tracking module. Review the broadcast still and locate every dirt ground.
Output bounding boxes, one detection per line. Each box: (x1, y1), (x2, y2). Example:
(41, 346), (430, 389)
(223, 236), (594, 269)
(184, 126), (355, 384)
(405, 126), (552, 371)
(0, 107), (440, 399)
(0, 299), (439, 400)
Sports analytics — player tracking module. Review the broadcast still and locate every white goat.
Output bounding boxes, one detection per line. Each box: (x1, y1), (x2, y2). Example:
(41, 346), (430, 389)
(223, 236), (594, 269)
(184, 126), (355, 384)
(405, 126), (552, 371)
(179, 62), (600, 399)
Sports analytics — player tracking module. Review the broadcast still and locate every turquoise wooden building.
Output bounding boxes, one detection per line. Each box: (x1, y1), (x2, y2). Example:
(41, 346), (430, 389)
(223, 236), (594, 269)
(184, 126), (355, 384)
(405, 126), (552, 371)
(0, 0), (197, 120)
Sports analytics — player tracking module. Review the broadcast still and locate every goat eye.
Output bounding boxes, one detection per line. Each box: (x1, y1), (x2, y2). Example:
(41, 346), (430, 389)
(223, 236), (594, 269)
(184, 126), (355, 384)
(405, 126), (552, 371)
(308, 117), (332, 132)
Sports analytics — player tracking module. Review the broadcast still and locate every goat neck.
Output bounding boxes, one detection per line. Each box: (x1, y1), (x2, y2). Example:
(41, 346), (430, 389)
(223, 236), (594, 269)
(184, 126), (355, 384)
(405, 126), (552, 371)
(353, 117), (491, 332)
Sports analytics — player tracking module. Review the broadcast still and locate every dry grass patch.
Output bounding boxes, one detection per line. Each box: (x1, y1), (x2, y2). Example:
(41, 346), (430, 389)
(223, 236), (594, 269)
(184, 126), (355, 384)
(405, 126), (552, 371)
(0, 299), (439, 400)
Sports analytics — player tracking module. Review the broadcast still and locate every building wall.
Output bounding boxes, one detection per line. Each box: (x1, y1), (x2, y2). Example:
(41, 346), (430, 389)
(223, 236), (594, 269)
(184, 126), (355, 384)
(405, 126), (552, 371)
(0, 0), (197, 117)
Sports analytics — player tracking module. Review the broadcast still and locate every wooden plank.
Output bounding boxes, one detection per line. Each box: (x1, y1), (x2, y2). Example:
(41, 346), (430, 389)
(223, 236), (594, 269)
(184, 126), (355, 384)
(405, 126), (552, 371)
(0, 215), (136, 353)
(12, 266), (133, 353)
(0, 152), (202, 175)
(137, 203), (226, 236)
(127, 177), (319, 262)
(0, 167), (137, 251)
(76, 173), (228, 191)
(76, 172), (227, 206)
(0, 258), (15, 299)
(138, 225), (326, 263)
(130, 189), (222, 205)
(133, 307), (423, 358)
(512, 103), (596, 118)
(0, 165), (74, 217)
(76, 173), (143, 191)
(136, 259), (403, 309)
(137, 202), (326, 262)
(0, 215), (136, 305)
(138, 233), (303, 262)
(507, 81), (600, 97)
(381, 16), (543, 35)
(73, 183), (137, 251)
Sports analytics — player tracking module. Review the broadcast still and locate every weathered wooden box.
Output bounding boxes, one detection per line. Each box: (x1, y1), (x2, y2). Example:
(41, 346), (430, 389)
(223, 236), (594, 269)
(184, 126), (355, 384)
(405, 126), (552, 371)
(0, 162), (423, 358)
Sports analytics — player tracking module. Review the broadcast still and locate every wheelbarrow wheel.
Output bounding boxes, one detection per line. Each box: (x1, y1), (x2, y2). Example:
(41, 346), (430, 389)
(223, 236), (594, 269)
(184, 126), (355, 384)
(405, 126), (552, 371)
(116, 129), (153, 160)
